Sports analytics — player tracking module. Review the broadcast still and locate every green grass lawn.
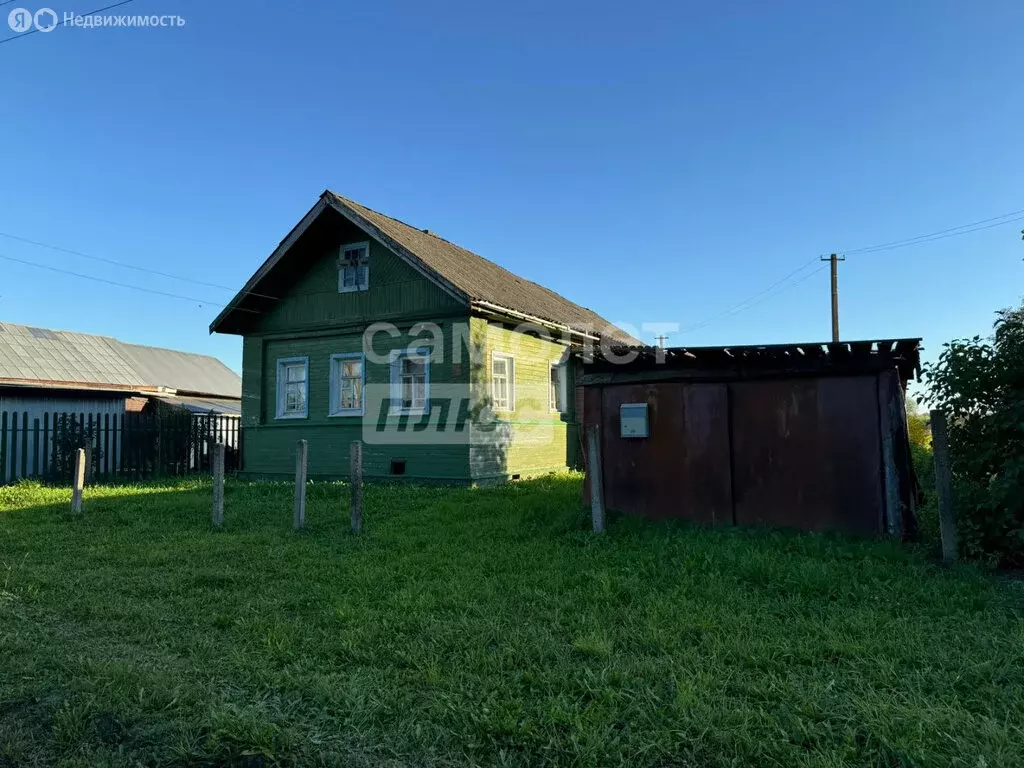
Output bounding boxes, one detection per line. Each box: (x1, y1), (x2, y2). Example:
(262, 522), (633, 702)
(1, 476), (1022, 767)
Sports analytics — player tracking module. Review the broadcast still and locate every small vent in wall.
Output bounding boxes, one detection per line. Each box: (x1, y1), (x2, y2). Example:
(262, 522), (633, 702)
(391, 459), (406, 476)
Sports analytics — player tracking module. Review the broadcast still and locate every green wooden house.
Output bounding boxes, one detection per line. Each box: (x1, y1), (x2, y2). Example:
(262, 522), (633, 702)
(210, 191), (637, 483)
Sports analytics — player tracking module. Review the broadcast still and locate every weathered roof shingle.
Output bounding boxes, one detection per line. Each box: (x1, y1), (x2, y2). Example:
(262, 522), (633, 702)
(329, 193), (637, 343)
(211, 192), (639, 344)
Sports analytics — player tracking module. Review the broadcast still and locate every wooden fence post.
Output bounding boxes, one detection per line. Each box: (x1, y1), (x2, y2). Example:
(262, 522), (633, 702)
(70, 448), (85, 514)
(294, 439), (308, 530)
(930, 410), (958, 563)
(212, 443), (225, 527)
(879, 384), (903, 537)
(586, 425), (605, 534)
(350, 440), (363, 534)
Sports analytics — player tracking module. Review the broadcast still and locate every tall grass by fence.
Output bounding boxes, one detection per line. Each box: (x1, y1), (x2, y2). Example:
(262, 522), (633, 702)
(0, 410), (241, 485)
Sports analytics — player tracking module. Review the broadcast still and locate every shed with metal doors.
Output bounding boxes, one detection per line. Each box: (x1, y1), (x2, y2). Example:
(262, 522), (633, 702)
(577, 339), (922, 537)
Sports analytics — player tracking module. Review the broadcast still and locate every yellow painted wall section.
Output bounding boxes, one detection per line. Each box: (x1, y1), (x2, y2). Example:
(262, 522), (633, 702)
(468, 316), (572, 482)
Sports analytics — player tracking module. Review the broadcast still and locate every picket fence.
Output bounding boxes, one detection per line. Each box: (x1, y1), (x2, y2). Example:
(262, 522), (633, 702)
(0, 409), (242, 485)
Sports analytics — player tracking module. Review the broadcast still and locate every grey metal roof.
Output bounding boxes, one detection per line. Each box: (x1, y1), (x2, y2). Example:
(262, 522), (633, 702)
(0, 322), (240, 398)
(0, 323), (146, 388)
(121, 343), (241, 398)
(154, 395), (242, 415)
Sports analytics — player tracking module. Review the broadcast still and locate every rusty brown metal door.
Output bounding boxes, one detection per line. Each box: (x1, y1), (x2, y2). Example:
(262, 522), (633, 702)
(599, 382), (732, 524)
(729, 376), (883, 535)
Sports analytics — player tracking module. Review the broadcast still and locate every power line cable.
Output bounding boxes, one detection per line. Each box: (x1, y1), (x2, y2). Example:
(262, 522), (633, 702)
(681, 264), (826, 334)
(0, 231), (279, 300)
(682, 205), (1024, 335)
(735, 264), (828, 315)
(0, 0), (137, 45)
(841, 209), (1024, 256)
(0, 252), (260, 313)
(701, 257), (819, 318)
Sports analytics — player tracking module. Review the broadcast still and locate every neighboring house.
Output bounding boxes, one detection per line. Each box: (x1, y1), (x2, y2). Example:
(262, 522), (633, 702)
(0, 322), (242, 481)
(0, 321), (241, 419)
(210, 190), (637, 483)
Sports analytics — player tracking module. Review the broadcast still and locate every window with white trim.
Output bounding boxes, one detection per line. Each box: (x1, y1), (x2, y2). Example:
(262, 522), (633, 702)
(329, 353), (364, 416)
(276, 357), (308, 419)
(390, 349), (430, 415)
(491, 353), (515, 411)
(550, 362), (567, 413)
(338, 242), (370, 292)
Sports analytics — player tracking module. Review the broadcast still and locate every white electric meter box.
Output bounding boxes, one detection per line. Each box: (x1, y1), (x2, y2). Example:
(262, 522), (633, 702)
(620, 403), (649, 438)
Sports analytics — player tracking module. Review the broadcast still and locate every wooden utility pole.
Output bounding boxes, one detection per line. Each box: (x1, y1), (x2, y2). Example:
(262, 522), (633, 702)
(655, 335), (668, 349)
(820, 253), (845, 342)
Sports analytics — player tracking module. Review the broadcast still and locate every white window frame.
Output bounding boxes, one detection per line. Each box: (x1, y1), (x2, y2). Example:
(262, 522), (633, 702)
(389, 347), (430, 416)
(275, 356), (309, 419)
(491, 352), (515, 412)
(338, 241), (370, 293)
(329, 352), (365, 417)
(550, 362), (568, 413)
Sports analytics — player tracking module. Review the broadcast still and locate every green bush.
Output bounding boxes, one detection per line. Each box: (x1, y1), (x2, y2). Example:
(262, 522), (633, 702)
(923, 304), (1024, 567)
(905, 398), (932, 451)
(903, 398), (940, 551)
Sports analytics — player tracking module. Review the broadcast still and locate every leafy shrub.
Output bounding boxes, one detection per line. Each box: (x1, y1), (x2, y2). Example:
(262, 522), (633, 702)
(52, 419), (101, 484)
(910, 455), (938, 551)
(905, 398), (932, 451)
(923, 304), (1024, 567)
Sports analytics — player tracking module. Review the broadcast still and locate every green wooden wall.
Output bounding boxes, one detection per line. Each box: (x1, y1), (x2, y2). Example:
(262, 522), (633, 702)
(236, 216), (576, 483)
(251, 220), (463, 335)
(241, 318), (473, 481)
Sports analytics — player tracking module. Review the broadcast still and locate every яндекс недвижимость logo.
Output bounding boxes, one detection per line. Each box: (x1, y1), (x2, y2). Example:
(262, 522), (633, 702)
(7, 8), (185, 34)
(7, 7), (58, 33)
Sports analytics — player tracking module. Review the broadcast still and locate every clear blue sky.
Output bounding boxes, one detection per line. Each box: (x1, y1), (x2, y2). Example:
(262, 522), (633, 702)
(2, 0), (1021, 373)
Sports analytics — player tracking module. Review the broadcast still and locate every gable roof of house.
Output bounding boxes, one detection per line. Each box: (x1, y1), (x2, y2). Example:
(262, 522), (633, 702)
(210, 191), (639, 344)
(0, 322), (241, 398)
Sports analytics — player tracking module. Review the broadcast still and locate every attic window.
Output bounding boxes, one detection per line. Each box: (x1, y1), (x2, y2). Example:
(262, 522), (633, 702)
(338, 242), (369, 293)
